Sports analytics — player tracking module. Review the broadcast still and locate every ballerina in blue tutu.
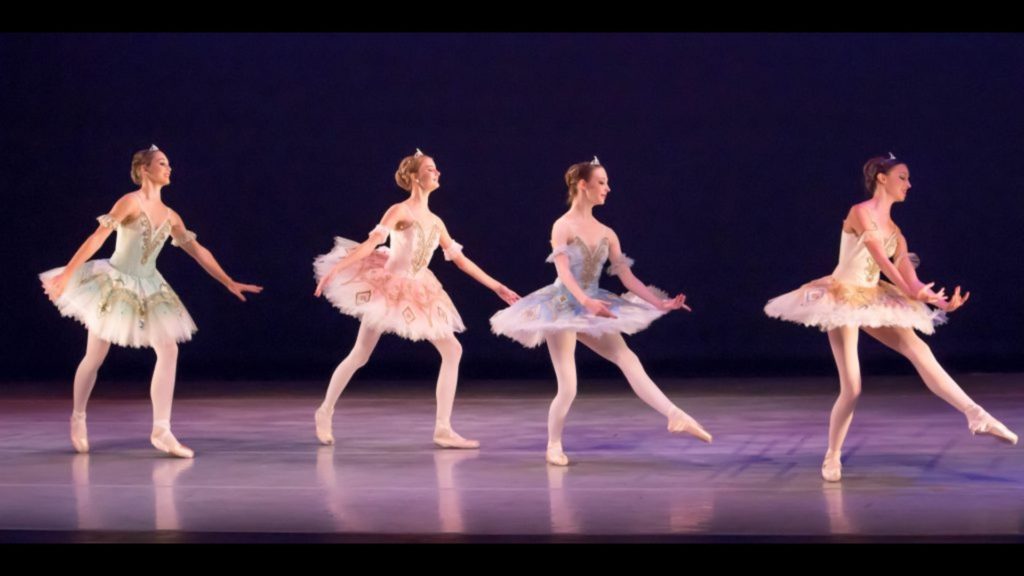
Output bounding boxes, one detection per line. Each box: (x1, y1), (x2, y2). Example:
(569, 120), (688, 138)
(491, 157), (712, 466)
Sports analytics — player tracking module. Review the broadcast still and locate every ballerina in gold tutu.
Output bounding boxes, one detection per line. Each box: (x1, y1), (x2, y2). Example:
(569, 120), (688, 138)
(765, 153), (1017, 482)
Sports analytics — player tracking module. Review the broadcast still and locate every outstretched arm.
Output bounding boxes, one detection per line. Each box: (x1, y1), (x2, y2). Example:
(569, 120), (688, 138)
(607, 229), (690, 312)
(171, 210), (263, 302)
(439, 221), (519, 305)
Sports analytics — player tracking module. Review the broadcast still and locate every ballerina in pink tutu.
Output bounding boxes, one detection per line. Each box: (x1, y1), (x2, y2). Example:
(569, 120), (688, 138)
(313, 149), (520, 449)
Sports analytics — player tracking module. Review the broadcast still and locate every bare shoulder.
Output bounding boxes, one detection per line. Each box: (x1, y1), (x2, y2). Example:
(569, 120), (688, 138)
(843, 203), (872, 231)
(113, 192), (139, 209)
(849, 202), (871, 219)
(551, 215), (572, 234)
(167, 207), (186, 227)
(432, 212), (449, 233)
(380, 202), (412, 225)
(383, 202), (410, 217)
(107, 192), (141, 218)
(599, 220), (617, 237)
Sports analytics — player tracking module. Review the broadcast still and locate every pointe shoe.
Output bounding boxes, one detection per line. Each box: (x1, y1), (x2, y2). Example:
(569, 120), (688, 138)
(821, 450), (842, 482)
(433, 427), (480, 449)
(150, 427), (195, 459)
(966, 405), (1019, 445)
(668, 409), (713, 443)
(546, 443), (569, 466)
(70, 411), (89, 454)
(315, 407), (335, 445)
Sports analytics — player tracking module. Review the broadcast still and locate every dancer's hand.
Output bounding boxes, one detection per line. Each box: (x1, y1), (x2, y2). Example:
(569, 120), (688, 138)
(314, 271), (335, 298)
(914, 282), (947, 305)
(583, 297), (616, 318)
(228, 281), (263, 302)
(657, 293), (691, 312)
(43, 272), (71, 301)
(938, 285), (970, 313)
(495, 284), (520, 305)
